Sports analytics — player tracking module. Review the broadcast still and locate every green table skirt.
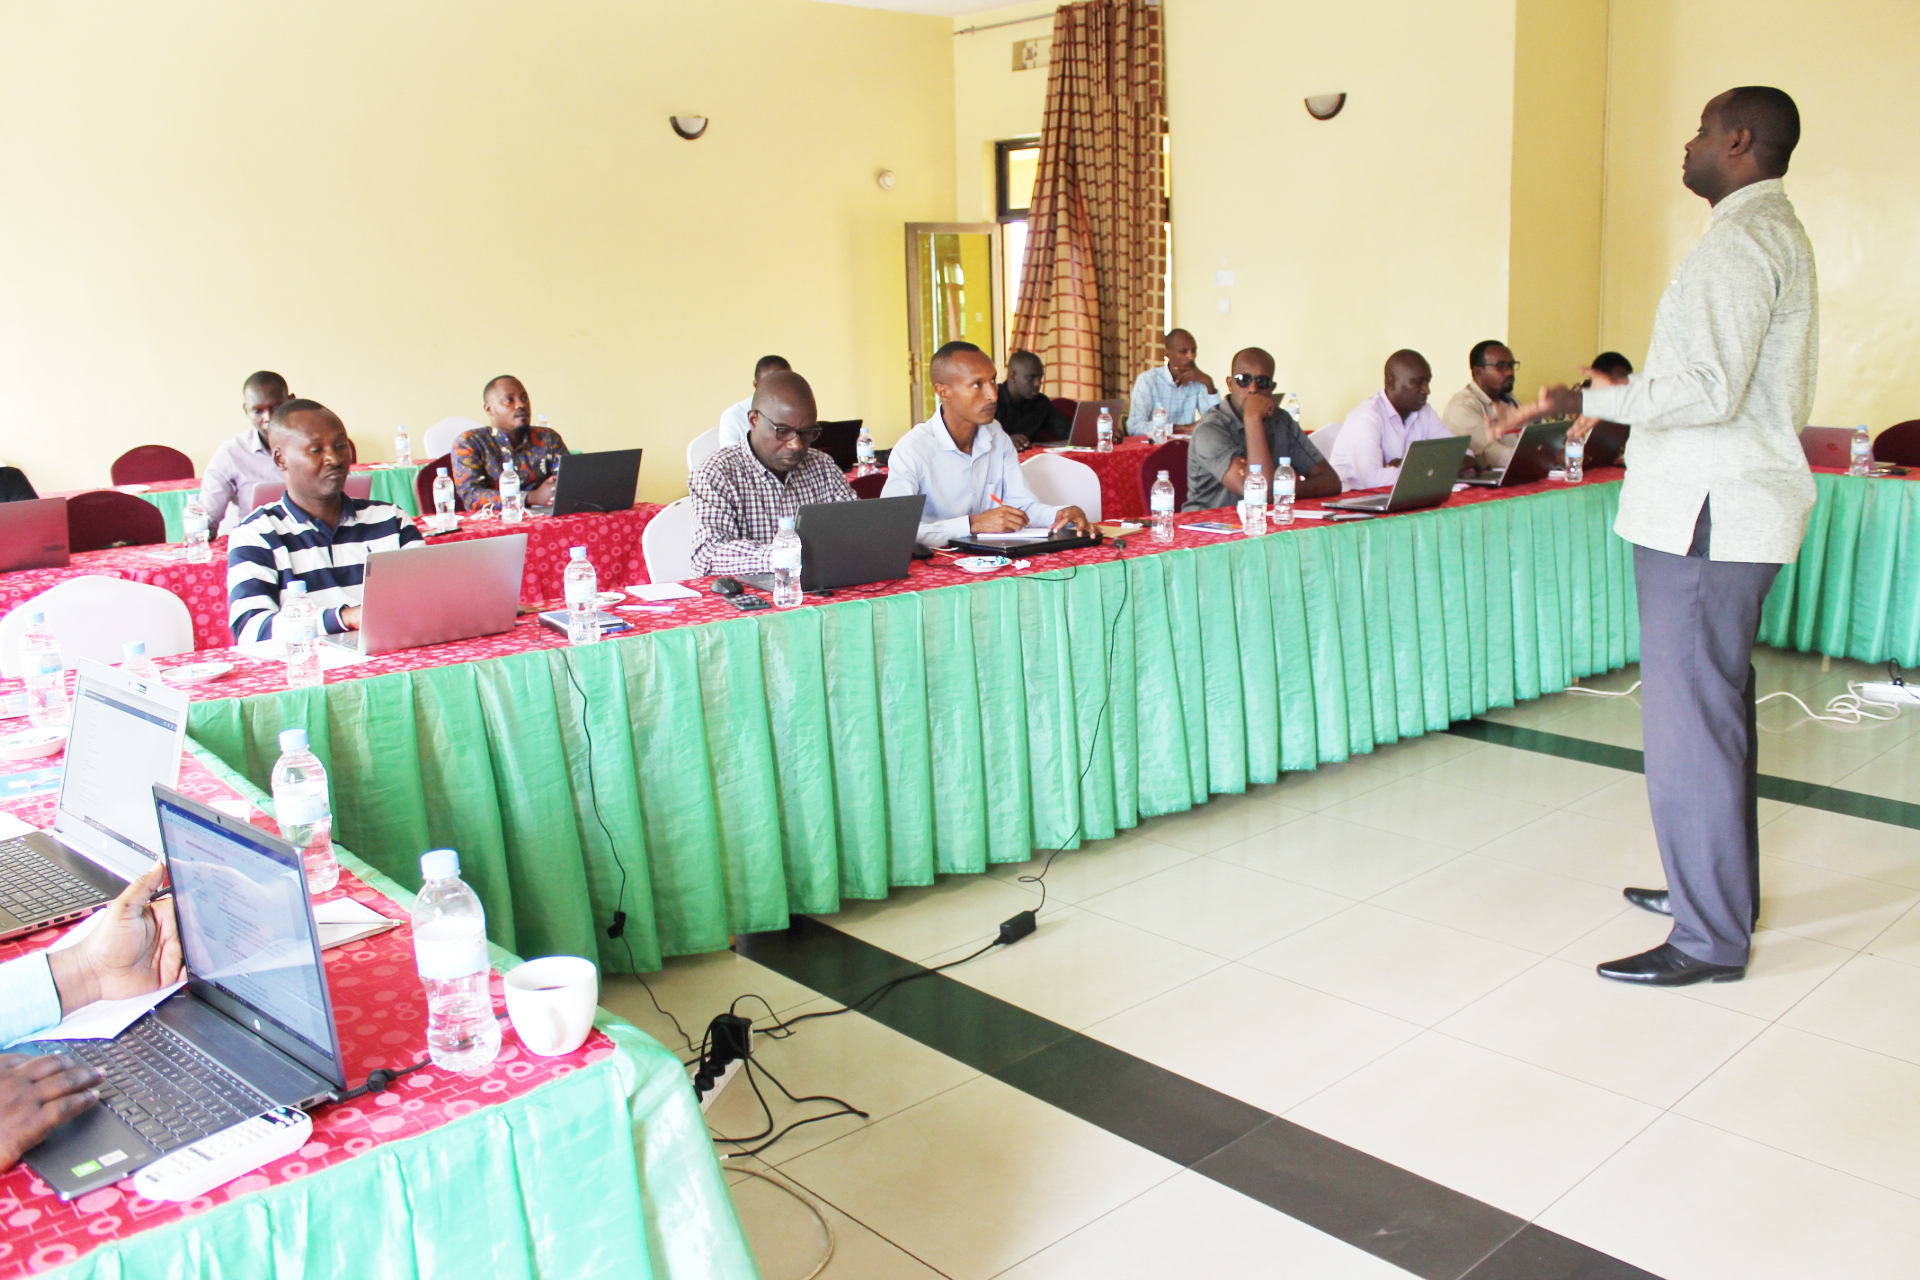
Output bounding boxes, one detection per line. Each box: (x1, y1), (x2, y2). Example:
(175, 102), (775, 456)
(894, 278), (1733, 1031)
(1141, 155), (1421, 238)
(138, 467), (422, 540)
(1761, 470), (1920, 665)
(187, 480), (1639, 971)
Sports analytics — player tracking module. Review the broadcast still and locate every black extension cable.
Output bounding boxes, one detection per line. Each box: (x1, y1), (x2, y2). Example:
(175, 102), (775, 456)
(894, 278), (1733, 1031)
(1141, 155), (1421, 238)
(328, 1057), (431, 1104)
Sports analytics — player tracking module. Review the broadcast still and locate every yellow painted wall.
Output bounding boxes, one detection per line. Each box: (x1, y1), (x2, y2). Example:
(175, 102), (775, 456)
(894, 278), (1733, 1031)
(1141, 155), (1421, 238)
(950, 3), (1057, 225)
(0, 0), (954, 498)
(1600, 0), (1920, 431)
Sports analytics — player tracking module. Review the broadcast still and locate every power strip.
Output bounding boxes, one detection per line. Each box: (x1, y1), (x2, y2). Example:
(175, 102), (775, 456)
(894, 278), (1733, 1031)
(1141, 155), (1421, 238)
(1858, 682), (1920, 706)
(697, 1057), (744, 1113)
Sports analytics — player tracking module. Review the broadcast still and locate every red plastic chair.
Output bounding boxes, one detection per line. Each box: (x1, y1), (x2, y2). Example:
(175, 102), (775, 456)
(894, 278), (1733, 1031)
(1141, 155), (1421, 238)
(1873, 420), (1920, 466)
(66, 489), (169, 552)
(110, 445), (195, 486)
(414, 454), (466, 513)
(1137, 439), (1190, 513)
(245, 474), (373, 512)
(850, 472), (888, 500)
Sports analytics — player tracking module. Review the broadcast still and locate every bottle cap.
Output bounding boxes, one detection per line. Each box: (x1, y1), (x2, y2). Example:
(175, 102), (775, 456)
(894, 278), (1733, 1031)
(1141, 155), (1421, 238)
(278, 728), (309, 753)
(570, 545), (587, 560)
(438, 467), (450, 477)
(28, 611), (44, 625)
(1157, 470), (1168, 480)
(1249, 464), (1262, 474)
(288, 581), (308, 595)
(123, 640), (146, 659)
(777, 516), (794, 531)
(421, 848), (460, 881)
(1279, 457), (1291, 466)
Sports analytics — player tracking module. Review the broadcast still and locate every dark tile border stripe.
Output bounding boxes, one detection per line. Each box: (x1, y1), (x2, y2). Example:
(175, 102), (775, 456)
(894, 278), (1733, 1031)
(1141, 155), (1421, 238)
(736, 916), (1661, 1280)
(1448, 719), (1920, 832)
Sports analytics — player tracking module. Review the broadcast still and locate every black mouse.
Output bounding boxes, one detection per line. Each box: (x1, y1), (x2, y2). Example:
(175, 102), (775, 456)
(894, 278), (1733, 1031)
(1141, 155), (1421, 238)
(712, 577), (744, 597)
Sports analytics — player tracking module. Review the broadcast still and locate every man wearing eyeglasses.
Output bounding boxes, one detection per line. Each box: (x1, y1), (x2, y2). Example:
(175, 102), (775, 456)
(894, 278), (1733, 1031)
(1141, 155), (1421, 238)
(1326, 350), (1457, 491)
(1185, 348), (1340, 511)
(689, 370), (857, 575)
(1442, 340), (1524, 472)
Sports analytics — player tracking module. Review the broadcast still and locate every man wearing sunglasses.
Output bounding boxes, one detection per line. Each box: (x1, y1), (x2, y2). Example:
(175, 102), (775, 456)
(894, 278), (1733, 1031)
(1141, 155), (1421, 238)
(689, 370), (857, 575)
(1442, 340), (1524, 472)
(1184, 348), (1341, 512)
(1326, 350), (1457, 491)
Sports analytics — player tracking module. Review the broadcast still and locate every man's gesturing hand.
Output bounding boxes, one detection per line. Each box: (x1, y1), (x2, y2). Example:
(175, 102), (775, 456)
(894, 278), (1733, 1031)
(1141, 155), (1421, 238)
(0, 1053), (103, 1171)
(47, 865), (181, 1014)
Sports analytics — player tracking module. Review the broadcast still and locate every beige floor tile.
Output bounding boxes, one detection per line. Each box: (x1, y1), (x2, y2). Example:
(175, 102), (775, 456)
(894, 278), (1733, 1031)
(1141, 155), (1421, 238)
(1085, 963), (1420, 1115)
(1525, 694), (1646, 750)
(1077, 856), (1352, 958)
(1360, 731), (1487, 775)
(925, 904), (1227, 1029)
(1241, 903), (1541, 1025)
(1478, 696), (1590, 730)
(1751, 645), (1840, 693)
(1755, 854), (1920, 950)
(1437, 957), (1767, 1107)
(1866, 901), (1920, 967)
(1285, 1031), (1657, 1218)
(1368, 854), (1629, 954)
(1780, 952), (1920, 1067)
(1538, 1113), (1920, 1280)
(1208, 810), (1462, 899)
(780, 1075), (1178, 1280)
(1675, 1025), (1920, 1198)
(1475, 809), (1665, 889)
(985, 830), (1197, 905)
(1760, 805), (1920, 889)
(601, 950), (818, 1056)
(1836, 753), (1920, 806)
(1256, 761), (1399, 812)
(1755, 729), (1882, 786)
(1321, 775), (1552, 851)
(727, 1161), (949, 1280)
(1560, 773), (1793, 832)
(1417, 741), (1627, 804)
(1757, 689), (1920, 752)
(1556, 915), (1857, 1021)
(1134, 792), (1300, 854)
(821, 873), (1040, 963)
(995, 1170), (1409, 1279)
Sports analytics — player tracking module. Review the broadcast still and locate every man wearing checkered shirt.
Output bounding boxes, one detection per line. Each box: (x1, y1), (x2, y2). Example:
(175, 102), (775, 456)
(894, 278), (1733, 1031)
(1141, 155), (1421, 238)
(689, 371), (857, 576)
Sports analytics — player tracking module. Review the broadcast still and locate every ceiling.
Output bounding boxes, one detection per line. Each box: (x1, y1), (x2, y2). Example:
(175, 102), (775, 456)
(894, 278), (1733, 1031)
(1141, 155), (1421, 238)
(805, 0), (1035, 16)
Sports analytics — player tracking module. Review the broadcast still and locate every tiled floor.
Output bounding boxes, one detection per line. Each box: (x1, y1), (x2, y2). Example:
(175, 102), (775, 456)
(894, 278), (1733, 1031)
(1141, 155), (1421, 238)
(603, 646), (1920, 1279)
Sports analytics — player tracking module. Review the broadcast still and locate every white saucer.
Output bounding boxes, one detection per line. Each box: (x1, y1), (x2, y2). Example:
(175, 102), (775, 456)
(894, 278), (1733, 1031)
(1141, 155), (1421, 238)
(164, 662), (234, 687)
(595, 591), (626, 608)
(0, 727), (67, 761)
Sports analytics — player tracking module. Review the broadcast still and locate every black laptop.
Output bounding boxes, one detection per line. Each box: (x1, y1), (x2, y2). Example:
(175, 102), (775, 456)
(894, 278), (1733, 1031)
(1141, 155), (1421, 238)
(811, 420), (863, 472)
(547, 448), (642, 516)
(1324, 434), (1473, 514)
(1463, 419), (1571, 488)
(739, 494), (926, 592)
(1582, 419), (1631, 468)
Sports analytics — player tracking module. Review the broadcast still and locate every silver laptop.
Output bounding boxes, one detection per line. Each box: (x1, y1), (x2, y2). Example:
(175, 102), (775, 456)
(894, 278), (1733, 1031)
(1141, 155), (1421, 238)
(0, 659), (188, 940)
(323, 534), (528, 656)
(1325, 434), (1473, 513)
(1067, 399), (1127, 448)
(24, 785), (346, 1199)
(1799, 426), (1858, 470)
(1462, 419), (1571, 488)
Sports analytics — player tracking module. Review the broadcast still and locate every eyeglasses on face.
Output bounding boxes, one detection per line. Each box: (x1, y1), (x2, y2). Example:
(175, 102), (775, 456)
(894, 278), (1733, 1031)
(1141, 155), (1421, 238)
(757, 416), (823, 444)
(1230, 373), (1276, 391)
(1478, 360), (1520, 372)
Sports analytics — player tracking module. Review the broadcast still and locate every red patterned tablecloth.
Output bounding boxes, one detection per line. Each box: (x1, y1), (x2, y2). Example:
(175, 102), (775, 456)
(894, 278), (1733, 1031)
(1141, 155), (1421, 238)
(1018, 437), (1164, 520)
(0, 749), (619, 1278)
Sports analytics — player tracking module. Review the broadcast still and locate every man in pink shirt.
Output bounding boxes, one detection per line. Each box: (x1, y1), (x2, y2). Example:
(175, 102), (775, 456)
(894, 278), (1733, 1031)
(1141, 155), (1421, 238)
(1327, 350), (1456, 491)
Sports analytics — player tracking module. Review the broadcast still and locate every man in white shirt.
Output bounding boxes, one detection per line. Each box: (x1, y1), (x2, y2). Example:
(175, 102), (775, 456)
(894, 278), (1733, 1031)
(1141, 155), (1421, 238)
(1532, 87), (1816, 988)
(1126, 329), (1220, 434)
(200, 370), (294, 533)
(716, 355), (792, 448)
(1326, 351), (1455, 490)
(881, 342), (1090, 546)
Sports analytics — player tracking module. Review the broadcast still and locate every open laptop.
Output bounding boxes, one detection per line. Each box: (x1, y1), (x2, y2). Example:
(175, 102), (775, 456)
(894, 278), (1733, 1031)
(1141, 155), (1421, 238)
(0, 496), (70, 572)
(1066, 399), (1126, 448)
(24, 785), (347, 1199)
(1324, 434), (1473, 514)
(0, 660), (187, 940)
(812, 420), (863, 472)
(1799, 426), (1858, 470)
(738, 494), (926, 592)
(1462, 419), (1571, 488)
(1582, 419), (1631, 469)
(322, 534), (526, 656)
(545, 448), (642, 516)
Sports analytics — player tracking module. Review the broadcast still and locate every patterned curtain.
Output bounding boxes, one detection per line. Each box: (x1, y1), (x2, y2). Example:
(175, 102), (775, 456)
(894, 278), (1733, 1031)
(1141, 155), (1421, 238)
(1010, 0), (1165, 402)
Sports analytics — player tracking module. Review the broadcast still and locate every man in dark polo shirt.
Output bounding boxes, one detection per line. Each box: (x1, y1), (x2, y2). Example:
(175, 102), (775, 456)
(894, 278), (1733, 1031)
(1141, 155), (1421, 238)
(997, 350), (1071, 450)
(1184, 347), (1341, 510)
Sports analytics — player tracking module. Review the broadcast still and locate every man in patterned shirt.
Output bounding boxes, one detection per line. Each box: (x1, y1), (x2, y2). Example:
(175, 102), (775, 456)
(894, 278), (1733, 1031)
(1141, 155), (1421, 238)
(452, 375), (568, 512)
(689, 370), (857, 575)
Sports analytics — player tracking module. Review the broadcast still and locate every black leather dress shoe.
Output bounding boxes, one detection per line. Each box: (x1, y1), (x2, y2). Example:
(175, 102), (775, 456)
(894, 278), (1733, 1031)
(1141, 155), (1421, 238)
(1624, 887), (1671, 916)
(1597, 942), (1744, 986)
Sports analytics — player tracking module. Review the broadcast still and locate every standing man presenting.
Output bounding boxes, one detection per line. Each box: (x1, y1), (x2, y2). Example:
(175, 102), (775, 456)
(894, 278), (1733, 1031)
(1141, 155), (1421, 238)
(1533, 87), (1816, 987)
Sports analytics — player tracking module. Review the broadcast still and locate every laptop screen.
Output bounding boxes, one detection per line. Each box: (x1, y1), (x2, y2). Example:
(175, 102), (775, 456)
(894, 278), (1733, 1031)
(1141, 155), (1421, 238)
(57, 672), (184, 864)
(157, 794), (340, 1079)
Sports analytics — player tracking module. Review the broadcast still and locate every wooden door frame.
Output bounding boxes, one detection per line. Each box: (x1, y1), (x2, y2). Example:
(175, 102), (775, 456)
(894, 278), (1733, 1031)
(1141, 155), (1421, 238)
(904, 222), (1005, 426)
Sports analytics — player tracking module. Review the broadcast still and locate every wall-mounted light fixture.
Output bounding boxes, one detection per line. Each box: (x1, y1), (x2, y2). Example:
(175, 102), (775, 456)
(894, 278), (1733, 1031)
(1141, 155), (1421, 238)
(1304, 93), (1347, 121)
(670, 115), (709, 140)
(876, 170), (897, 190)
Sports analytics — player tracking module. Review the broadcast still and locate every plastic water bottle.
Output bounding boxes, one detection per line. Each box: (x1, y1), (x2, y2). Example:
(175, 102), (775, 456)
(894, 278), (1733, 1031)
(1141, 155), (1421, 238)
(1150, 407), (1170, 445)
(536, 414), (551, 434)
(854, 426), (877, 475)
(771, 517), (803, 607)
(393, 425), (412, 468)
(1096, 407), (1114, 453)
(499, 467), (524, 523)
(1273, 456), (1297, 525)
(1850, 425), (1872, 476)
(564, 546), (601, 645)
(1150, 470), (1177, 544)
(412, 849), (500, 1075)
(281, 581), (323, 689)
(1281, 391), (1302, 426)
(1241, 464), (1268, 536)
(181, 492), (211, 563)
(120, 640), (160, 682)
(432, 467), (455, 531)
(271, 728), (338, 894)
(20, 613), (70, 729)
(1564, 435), (1585, 484)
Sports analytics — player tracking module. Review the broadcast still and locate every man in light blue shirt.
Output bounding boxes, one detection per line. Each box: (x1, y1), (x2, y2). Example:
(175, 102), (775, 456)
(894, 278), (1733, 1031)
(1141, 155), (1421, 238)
(1126, 329), (1220, 434)
(1, 866), (179, 1171)
(883, 342), (1091, 546)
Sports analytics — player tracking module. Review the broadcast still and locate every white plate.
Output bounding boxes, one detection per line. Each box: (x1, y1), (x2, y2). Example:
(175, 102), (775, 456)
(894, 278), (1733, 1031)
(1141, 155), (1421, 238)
(595, 591), (626, 608)
(0, 727), (67, 761)
(164, 662), (234, 686)
(953, 555), (1012, 574)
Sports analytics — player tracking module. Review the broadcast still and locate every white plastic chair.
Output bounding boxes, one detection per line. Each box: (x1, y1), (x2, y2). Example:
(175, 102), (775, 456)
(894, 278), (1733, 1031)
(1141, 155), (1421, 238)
(1019, 453), (1102, 524)
(641, 497), (699, 583)
(1308, 420), (1344, 456)
(424, 417), (483, 461)
(0, 577), (195, 678)
(685, 427), (723, 475)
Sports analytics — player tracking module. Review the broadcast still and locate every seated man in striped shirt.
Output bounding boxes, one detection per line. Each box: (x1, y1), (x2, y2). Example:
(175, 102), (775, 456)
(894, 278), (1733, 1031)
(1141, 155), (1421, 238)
(690, 370), (857, 575)
(227, 400), (423, 642)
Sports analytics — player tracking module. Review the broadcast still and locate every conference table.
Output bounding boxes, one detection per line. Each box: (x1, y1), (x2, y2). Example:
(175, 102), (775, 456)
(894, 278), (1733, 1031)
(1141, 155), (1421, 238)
(1019, 436), (1165, 519)
(0, 742), (756, 1279)
(4, 466), (1909, 980)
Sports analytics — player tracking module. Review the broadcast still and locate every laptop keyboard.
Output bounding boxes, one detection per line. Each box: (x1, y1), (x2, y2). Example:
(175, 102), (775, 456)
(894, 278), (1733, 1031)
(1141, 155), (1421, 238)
(46, 1018), (272, 1153)
(0, 837), (108, 921)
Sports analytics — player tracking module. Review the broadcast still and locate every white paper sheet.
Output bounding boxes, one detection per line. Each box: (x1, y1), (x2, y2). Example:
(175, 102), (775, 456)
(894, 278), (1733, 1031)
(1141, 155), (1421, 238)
(627, 582), (699, 601)
(0, 811), (38, 840)
(234, 638), (370, 670)
(313, 896), (397, 950)
(35, 982), (185, 1041)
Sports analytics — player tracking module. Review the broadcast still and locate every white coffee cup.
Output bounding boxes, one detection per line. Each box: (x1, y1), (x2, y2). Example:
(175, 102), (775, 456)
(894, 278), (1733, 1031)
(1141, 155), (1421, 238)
(504, 955), (599, 1057)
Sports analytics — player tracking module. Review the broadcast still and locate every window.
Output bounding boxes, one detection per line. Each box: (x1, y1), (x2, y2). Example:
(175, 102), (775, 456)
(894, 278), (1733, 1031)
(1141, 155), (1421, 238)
(995, 138), (1040, 322)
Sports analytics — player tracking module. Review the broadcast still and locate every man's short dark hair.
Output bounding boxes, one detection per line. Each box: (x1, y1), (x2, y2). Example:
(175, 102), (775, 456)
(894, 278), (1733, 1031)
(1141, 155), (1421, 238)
(243, 370), (288, 396)
(1164, 328), (1194, 346)
(929, 341), (986, 385)
(1007, 349), (1044, 375)
(753, 355), (791, 380)
(1721, 86), (1800, 175)
(482, 374), (521, 401)
(268, 398), (337, 434)
(1590, 351), (1634, 378)
(1469, 340), (1508, 369)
